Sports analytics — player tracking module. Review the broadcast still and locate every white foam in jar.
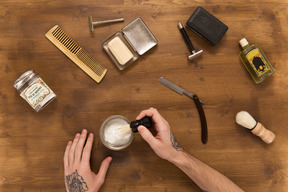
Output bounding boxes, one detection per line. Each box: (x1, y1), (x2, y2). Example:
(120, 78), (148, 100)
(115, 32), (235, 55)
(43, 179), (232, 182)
(104, 119), (132, 146)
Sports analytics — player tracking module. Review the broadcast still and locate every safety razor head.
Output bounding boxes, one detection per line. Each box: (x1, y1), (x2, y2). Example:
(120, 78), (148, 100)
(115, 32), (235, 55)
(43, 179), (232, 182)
(188, 50), (203, 60)
(88, 16), (94, 32)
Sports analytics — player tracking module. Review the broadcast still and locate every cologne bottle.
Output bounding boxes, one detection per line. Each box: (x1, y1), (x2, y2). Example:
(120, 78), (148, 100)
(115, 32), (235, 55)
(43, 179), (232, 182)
(239, 38), (275, 84)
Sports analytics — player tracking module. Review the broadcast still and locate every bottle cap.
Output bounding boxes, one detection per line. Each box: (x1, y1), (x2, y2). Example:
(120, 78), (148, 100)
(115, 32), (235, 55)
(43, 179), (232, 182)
(239, 38), (249, 48)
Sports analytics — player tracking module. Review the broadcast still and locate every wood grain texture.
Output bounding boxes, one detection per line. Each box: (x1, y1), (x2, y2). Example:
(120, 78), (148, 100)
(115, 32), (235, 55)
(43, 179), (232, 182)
(0, 0), (288, 191)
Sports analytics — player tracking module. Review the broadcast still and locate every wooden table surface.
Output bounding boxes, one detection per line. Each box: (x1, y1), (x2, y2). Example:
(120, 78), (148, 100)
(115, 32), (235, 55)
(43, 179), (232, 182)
(1, 0), (288, 191)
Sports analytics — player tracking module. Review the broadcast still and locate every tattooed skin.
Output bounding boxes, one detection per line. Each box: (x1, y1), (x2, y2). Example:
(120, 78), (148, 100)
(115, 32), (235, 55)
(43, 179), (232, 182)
(170, 131), (184, 151)
(66, 170), (88, 192)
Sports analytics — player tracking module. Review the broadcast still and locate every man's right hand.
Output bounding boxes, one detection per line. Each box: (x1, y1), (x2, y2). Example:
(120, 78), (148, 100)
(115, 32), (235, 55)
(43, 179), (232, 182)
(136, 108), (184, 162)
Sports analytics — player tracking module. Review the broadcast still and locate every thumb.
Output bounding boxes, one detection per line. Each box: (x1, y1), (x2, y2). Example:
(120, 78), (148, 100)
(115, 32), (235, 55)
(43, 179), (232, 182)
(138, 125), (157, 147)
(97, 156), (112, 183)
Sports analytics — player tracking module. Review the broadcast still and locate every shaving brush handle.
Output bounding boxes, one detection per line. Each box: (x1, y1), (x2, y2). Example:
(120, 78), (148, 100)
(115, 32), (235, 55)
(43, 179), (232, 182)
(252, 123), (275, 144)
(130, 116), (153, 133)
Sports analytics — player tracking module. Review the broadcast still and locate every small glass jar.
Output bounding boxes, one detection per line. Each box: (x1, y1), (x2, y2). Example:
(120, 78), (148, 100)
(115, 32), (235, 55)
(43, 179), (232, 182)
(14, 70), (56, 112)
(100, 115), (134, 151)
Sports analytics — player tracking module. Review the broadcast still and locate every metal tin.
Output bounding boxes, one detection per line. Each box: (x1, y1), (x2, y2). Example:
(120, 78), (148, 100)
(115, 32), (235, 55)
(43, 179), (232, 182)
(14, 70), (56, 112)
(100, 115), (134, 151)
(103, 17), (158, 70)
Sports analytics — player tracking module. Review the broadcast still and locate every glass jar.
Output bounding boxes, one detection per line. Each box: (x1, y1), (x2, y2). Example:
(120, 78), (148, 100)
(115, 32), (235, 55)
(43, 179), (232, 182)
(99, 115), (134, 151)
(14, 70), (56, 112)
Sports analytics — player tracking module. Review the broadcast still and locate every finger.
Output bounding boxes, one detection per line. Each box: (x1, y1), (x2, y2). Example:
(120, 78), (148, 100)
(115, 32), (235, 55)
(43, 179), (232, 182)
(82, 133), (94, 165)
(68, 133), (80, 164)
(64, 141), (72, 170)
(136, 107), (155, 120)
(97, 156), (112, 184)
(136, 108), (167, 129)
(74, 129), (88, 164)
(138, 125), (157, 147)
(136, 108), (164, 121)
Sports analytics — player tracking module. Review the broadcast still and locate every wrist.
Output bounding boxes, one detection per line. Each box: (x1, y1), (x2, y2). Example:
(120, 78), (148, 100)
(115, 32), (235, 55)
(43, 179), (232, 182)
(166, 149), (187, 164)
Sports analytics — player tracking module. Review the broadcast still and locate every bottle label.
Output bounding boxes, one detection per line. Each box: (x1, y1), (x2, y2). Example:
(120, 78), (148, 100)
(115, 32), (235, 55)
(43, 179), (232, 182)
(20, 78), (52, 109)
(246, 48), (269, 77)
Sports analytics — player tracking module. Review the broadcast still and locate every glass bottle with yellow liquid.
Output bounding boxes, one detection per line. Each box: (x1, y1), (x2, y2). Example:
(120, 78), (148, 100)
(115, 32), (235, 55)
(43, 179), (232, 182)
(239, 38), (275, 84)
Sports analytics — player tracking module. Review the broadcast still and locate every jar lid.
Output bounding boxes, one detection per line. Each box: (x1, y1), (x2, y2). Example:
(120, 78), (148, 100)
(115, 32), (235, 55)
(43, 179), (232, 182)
(14, 70), (36, 90)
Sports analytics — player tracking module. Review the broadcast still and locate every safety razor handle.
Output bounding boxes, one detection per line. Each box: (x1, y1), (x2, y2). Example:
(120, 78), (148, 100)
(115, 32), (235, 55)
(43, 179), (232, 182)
(178, 23), (195, 52)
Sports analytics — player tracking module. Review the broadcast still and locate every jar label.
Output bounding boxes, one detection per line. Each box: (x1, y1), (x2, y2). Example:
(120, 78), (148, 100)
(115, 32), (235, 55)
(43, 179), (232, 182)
(20, 78), (52, 109)
(246, 48), (269, 77)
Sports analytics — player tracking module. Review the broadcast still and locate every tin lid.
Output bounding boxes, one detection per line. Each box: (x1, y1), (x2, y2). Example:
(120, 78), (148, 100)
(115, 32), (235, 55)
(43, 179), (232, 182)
(122, 17), (158, 55)
(14, 70), (36, 90)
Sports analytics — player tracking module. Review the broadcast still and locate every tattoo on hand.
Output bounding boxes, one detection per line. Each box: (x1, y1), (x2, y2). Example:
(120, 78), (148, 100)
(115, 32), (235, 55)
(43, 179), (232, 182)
(170, 131), (184, 151)
(66, 170), (88, 192)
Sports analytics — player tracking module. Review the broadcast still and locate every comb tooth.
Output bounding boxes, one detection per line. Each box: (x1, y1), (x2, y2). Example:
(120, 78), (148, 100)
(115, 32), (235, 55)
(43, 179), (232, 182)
(56, 29), (63, 38)
(53, 29), (62, 39)
(57, 32), (80, 54)
(89, 52), (105, 72)
(60, 33), (70, 45)
(64, 38), (75, 52)
(59, 36), (68, 47)
(61, 35), (70, 46)
(52, 30), (59, 38)
(58, 27), (81, 53)
(86, 52), (104, 74)
(52, 27), (60, 36)
(73, 48), (81, 55)
(66, 41), (75, 52)
(63, 38), (74, 51)
(76, 49), (104, 76)
(56, 32), (66, 43)
(86, 51), (103, 73)
(77, 50), (95, 71)
(71, 44), (81, 53)
(69, 44), (78, 53)
(52, 27), (74, 53)
(69, 41), (78, 52)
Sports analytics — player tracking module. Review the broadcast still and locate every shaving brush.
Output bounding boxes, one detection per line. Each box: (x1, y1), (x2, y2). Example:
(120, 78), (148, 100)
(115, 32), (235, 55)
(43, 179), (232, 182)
(236, 111), (275, 144)
(114, 116), (153, 137)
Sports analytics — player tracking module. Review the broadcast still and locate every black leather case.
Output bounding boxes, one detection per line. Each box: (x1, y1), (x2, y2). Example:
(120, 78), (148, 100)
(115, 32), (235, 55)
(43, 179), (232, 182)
(186, 6), (228, 45)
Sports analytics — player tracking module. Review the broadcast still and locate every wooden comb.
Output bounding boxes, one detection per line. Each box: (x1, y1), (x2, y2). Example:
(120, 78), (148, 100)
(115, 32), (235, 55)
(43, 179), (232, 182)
(45, 25), (107, 83)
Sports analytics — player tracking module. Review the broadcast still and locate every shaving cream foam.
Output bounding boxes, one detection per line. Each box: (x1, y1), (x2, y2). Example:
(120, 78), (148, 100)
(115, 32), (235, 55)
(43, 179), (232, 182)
(104, 119), (132, 146)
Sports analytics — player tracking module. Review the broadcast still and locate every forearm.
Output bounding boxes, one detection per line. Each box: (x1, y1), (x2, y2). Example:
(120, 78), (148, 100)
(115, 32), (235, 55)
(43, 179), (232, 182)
(169, 151), (244, 192)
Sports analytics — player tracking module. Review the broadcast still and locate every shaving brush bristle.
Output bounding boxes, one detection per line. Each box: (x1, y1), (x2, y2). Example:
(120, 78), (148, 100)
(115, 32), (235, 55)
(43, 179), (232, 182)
(236, 111), (257, 129)
(113, 124), (132, 137)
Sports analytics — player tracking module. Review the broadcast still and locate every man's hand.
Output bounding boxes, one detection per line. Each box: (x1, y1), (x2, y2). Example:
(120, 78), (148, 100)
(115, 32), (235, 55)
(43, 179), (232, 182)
(136, 108), (184, 162)
(64, 129), (112, 192)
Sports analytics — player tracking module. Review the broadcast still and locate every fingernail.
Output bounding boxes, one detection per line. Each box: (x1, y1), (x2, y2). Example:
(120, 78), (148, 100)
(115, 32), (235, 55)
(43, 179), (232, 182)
(67, 141), (72, 145)
(89, 133), (93, 138)
(75, 133), (80, 138)
(82, 129), (87, 134)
